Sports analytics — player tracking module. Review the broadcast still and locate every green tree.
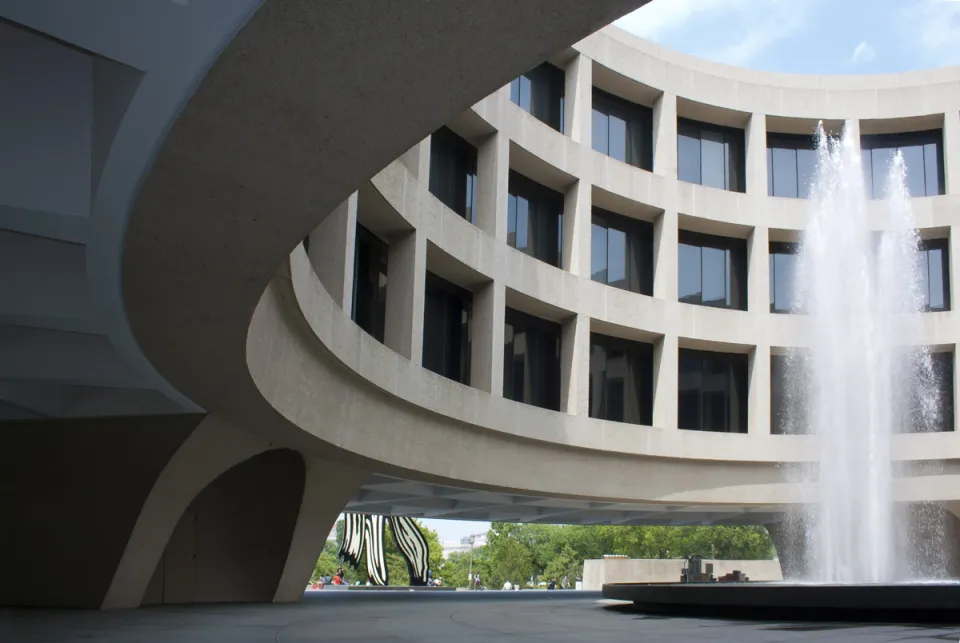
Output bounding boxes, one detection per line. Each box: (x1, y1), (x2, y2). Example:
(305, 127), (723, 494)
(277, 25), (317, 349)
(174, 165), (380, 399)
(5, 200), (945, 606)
(541, 544), (582, 586)
(324, 517), (445, 585)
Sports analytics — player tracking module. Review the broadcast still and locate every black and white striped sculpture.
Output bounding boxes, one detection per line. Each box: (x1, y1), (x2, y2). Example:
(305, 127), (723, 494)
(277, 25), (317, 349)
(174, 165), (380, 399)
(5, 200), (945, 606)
(337, 513), (429, 586)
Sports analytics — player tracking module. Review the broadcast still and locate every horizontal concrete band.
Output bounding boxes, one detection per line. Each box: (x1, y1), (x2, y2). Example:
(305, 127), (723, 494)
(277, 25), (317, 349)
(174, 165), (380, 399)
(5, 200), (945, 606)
(253, 247), (960, 506)
(372, 158), (960, 350)
(290, 24), (960, 474)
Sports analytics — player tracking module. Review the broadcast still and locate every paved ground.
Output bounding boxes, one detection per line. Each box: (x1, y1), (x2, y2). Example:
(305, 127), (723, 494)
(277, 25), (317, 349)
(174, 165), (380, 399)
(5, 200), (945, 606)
(3, 591), (960, 642)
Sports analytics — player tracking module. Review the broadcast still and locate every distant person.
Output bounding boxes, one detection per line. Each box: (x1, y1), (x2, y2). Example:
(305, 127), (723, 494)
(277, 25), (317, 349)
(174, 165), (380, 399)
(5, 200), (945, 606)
(474, 573), (481, 590)
(561, 575), (569, 589)
(503, 580), (512, 590)
(547, 579), (556, 590)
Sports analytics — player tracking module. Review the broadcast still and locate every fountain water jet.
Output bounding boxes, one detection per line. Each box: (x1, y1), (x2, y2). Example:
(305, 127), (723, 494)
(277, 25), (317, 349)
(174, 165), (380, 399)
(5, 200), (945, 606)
(793, 120), (940, 584)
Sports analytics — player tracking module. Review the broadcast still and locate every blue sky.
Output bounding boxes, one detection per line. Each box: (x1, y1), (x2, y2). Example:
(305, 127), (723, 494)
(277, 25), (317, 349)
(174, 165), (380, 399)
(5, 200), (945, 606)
(615, 0), (960, 74)
(416, 1), (960, 546)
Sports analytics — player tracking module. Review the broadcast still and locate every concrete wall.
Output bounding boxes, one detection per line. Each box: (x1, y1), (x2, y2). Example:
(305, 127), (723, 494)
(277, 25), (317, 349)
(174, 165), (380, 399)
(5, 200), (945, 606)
(142, 449), (305, 605)
(0, 415), (202, 608)
(582, 557), (783, 590)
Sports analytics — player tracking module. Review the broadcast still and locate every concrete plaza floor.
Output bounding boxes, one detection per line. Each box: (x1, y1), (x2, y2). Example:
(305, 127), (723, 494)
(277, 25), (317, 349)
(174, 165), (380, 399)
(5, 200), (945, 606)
(3, 591), (960, 642)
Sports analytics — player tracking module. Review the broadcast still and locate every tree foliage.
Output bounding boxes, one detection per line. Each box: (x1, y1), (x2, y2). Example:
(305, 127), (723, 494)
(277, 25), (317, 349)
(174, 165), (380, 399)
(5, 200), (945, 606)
(317, 518), (777, 589)
(431, 523), (776, 589)
(317, 518), (444, 585)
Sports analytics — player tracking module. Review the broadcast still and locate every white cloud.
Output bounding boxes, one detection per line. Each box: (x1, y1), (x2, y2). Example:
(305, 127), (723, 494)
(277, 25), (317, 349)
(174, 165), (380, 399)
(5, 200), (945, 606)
(615, 0), (815, 66)
(614, 0), (728, 41)
(902, 0), (960, 67)
(850, 41), (876, 64)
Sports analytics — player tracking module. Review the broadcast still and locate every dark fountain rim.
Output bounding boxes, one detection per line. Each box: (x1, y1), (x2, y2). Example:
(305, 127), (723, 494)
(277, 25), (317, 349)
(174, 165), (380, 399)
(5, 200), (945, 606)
(602, 582), (960, 624)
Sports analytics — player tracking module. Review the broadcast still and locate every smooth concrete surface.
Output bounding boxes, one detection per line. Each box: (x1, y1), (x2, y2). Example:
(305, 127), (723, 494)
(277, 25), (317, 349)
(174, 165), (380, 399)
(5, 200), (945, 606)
(141, 449), (305, 605)
(583, 558), (783, 590)
(603, 582), (960, 623)
(4, 592), (960, 642)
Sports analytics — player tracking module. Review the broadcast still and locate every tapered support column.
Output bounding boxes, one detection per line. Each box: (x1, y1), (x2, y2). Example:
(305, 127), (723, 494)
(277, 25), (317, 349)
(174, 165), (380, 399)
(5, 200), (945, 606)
(561, 313), (590, 416)
(563, 179), (592, 276)
(653, 209), (678, 300)
(384, 230), (426, 363)
(399, 136), (431, 182)
(745, 112), (767, 195)
(476, 131), (509, 242)
(564, 53), (592, 146)
(273, 458), (370, 602)
(471, 280), (505, 395)
(308, 192), (358, 311)
(748, 345), (771, 435)
(944, 110), (960, 195)
(747, 225), (769, 313)
(653, 92), (677, 178)
(653, 334), (678, 429)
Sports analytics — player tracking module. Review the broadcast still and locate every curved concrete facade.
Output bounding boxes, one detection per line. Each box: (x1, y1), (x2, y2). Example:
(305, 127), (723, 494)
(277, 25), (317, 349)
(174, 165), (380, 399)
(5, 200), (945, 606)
(4, 0), (960, 608)
(266, 25), (960, 520)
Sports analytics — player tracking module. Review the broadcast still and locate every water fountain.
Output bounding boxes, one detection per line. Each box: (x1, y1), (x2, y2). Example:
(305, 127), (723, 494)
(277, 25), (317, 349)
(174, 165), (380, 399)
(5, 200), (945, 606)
(604, 122), (960, 621)
(797, 121), (940, 584)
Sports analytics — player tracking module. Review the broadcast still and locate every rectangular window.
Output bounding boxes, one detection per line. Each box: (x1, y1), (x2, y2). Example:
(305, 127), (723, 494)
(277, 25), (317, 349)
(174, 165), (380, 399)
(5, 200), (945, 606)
(351, 224), (388, 343)
(677, 118), (745, 192)
(902, 351), (954, 433)
(677, 230), (747, 310)
(510, 62), (565, 132)
(767, 133), (816, 198)
(422, 273), (472, 385)
(770, 352), (811, 435)
(507, 171), (563, 267)
(429, 126), (478, 222)
(769, 242), (800, 313)
(590, 207), (654, 295)
(919, 238), (951, 312)
(591, 88), (653, 170)
(503, 308), (561, 411)
(861, 129), (944, 199)
(678, 349), (748, 433)
(589, 333), (654, 425)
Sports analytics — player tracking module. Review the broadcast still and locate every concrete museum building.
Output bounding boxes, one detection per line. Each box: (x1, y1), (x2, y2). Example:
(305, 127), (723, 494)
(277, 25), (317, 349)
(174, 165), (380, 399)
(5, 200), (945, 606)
(3, 0), (960, 609)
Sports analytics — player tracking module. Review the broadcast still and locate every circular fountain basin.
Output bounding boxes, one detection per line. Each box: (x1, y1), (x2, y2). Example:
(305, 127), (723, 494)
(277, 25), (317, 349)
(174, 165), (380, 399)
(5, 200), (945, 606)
(602, 582), (960, 623)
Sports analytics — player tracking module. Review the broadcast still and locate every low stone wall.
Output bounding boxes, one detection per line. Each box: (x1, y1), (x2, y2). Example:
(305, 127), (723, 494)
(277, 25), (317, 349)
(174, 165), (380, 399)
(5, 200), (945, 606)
(583, 557), (783, 590)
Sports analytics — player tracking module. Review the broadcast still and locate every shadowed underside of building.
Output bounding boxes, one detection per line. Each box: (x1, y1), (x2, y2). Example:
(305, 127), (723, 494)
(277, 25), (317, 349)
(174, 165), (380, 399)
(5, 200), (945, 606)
(3, 0), (960, 609)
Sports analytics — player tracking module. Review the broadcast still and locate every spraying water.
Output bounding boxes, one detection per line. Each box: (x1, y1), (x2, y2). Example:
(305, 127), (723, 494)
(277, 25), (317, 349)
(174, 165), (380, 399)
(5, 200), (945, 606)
(791, 120), (939, 583)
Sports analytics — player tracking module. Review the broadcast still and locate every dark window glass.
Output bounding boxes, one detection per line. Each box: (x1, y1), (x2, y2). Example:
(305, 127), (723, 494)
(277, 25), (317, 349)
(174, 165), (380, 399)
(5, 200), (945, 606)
(422, 273), (472, 384)
(861, 129), (944, 199)
(429, 127), (478, 222)
(677, 131), (701, 184)
(589, 333), (653, 425)
(677, 230), (747, 310)
(678, 349), (748, 433)
(770, 352), (811, 435)
(700, 129), (726, 190)
(352, 225), (388, 342)
(769, 242), (799, 314)
(677, 118), (745, 192)
(503, 308), (561, 411)
(591, 88), (653, 171)
(903, 351), (954, 433)
(767, 133), (816, 199)
(919, 238), (951, 312)
(590, 207), (653, 295)
(924, 142), (942, 196)
(509, 63), (565, 132)
(507, 171), (563, 267)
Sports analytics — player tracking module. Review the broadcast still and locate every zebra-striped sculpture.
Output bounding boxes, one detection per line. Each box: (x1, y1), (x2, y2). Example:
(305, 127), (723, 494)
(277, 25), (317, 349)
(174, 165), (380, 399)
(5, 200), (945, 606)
(337, 513), (429, 586)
